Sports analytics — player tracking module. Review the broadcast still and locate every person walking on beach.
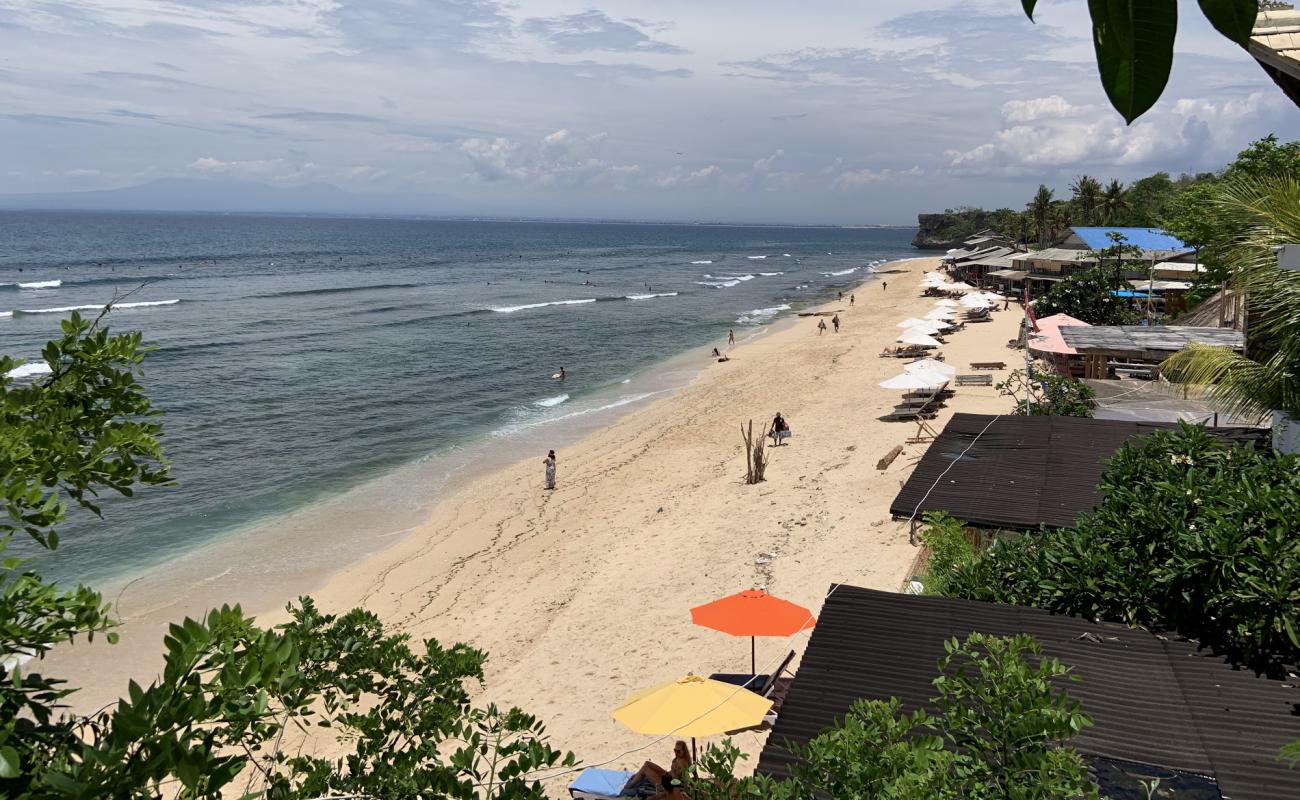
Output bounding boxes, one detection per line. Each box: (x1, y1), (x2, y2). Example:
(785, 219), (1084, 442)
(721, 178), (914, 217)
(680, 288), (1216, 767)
(850, 293), (855, 306)
(728, 329), (736, 346)
(770, 412), (790, 446)
(543, 450), (557, 490)
(832, 314), (840, 333)
(817, 319), (827, 335)
(837, 291), (843, 300)
(882, 281), (888, 291)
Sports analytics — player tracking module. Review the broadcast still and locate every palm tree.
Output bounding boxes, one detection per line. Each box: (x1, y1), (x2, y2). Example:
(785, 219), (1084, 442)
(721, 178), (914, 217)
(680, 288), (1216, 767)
(1100, 179), (1128, 225)
(1162, 175), (1300, 419)
(1070, 175), (1103, 225)
(1028, 185), (1053, 248)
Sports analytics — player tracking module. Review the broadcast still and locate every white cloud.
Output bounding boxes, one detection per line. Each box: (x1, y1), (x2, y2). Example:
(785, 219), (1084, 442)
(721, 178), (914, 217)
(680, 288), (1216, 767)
(1000, 95), (1092, 123)
(459, 129), (640, 188)
(832, 165), (924, 189)
(653, 163), (722, 189)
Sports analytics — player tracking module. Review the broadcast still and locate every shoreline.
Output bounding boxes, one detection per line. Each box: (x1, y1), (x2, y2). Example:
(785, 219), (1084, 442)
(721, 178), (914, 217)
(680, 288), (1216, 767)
(47, 254), (1020, 785)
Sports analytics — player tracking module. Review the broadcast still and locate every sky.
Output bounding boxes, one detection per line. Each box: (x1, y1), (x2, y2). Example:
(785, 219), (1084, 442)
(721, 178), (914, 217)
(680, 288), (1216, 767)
(1, 0), (1297, 224)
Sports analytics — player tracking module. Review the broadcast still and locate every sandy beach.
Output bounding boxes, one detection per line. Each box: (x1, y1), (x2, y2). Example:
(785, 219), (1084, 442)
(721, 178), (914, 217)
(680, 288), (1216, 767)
(43, 254), (1021, 789)
(297, 255), (1020, 781)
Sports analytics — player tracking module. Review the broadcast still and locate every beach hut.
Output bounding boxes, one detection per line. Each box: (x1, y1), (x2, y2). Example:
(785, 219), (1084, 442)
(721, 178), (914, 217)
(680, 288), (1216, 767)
(1026, 313), (1090, 377)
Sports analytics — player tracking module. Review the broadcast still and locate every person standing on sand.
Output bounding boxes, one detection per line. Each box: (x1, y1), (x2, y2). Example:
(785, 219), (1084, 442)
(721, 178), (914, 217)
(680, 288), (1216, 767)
(882, 281), (888, 291)
(817, 319), (827, 335)
(832, 314), (840, 333)
(837, 291), (843, 300)
(850, 294), (856, 306)
(543, 450), (557, 490)
(728, 329), (736, 347)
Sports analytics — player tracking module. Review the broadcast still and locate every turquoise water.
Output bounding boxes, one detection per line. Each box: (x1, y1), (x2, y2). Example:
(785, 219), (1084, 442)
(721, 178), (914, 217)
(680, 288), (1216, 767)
(0, 212), (919, 583)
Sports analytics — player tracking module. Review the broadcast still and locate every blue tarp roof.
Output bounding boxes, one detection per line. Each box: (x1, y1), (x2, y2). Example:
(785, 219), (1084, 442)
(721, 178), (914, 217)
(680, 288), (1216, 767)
(1072, 227), (1188, 251)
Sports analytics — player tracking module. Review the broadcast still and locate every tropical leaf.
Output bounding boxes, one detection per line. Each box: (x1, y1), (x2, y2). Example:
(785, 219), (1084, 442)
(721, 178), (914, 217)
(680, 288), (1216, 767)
(1197, 0), (1257, 47)
(1022, 0), (1038, 21)
(1087, 0), (1178, 123)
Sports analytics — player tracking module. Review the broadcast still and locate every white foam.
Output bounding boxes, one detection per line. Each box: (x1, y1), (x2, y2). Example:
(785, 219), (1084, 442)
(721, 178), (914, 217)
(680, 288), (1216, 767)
(746, 255), (768, 260)
(695, 280), (739, 288)
(489, 298), (597, 313)
(783, 253), (792, 257)
(691, 260), (713, 265)
(0, 311), (11, 319)
(821, 268), (859, 277)
(625, 292), (678, 300)
(15, 299), (180, 315)
(18, 280), (61, 289)
(534, 394), (570, 408)
(736, 303), (791, 324)
(6, 362), (52, 379)
(758, 272), (785, 276)
(706, 274), (755, 281)
(495, 390), (669, 436)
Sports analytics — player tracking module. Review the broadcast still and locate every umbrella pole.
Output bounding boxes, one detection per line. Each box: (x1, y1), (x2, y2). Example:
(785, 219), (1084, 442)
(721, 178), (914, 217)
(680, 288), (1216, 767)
(751, 636), (756, 677)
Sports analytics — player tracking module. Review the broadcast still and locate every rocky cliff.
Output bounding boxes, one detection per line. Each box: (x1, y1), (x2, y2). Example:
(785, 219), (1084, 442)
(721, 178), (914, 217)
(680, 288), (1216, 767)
(912, 209), (997, 249)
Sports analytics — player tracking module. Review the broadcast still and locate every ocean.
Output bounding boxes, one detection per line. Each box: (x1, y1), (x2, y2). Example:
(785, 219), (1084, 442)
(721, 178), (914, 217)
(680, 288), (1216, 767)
(0, 212), (918, 587)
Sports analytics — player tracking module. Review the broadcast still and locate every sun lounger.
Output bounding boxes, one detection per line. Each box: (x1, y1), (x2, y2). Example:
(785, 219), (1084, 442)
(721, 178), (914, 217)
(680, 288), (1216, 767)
(715, 651), (798, 733)
(969, 361), (1005, 370)
(570, 768), (637, 799)
(955, 374), (993, 387)
(881, 404), (939, 421)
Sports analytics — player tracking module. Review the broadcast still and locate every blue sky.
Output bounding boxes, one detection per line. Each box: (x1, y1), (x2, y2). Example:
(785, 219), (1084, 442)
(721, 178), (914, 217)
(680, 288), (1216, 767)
(1, 0), (1296, 223)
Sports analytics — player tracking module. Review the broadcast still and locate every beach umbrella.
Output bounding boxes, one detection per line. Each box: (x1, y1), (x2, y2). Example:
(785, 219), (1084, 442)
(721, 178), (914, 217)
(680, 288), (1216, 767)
(880, 372), (945, 390)
(946, 281), (976, 292)
(905, 358), (956, 378)
(690, 589), (816, 673)
(898, 331), (942, 347)
(902, 320), (946, 334)
(613, 674), (773, 757)
(924, 308), (955, 320)
(896, 317), (934, 329)
(960, 294), (993, 308)
(934, 299), (960, 308)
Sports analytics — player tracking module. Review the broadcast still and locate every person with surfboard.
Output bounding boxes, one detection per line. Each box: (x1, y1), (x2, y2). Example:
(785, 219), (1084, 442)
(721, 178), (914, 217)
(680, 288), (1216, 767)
(554, 367), (566, 381)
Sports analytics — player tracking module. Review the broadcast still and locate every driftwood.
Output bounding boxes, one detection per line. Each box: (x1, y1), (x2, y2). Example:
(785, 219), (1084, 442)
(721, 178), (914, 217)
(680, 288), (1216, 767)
(742, 419), (770, 484)
(876, 444), (903, 470)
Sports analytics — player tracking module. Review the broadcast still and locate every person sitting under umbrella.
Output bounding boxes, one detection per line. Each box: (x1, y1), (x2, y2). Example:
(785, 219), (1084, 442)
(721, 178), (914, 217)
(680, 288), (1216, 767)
(620, 741), (690, 798)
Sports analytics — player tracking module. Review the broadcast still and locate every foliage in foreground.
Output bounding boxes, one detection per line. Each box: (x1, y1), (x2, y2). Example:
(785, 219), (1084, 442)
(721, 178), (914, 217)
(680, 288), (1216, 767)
(696, 634), (1096, 799)
(941, 424), (1300, 669)
(917, 512), (977, 597)
(2, 313), (573, 799)
(997, 369), (1095, 418)
(1163, 175), (1300, 419)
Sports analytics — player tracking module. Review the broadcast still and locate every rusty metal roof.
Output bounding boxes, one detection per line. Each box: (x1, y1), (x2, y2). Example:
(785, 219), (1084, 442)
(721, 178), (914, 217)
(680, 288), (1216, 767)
(756, 585), (1300, 800)
(1059, 325), (1245, 359)
(888, 414), (1268, 530)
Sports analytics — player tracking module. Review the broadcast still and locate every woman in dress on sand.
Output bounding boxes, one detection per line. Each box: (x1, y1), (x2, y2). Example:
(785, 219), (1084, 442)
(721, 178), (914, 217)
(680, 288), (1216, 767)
(543, 450), (557, 490)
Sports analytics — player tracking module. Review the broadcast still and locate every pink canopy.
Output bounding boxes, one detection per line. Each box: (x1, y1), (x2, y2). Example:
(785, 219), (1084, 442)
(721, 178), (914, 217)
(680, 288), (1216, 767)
(1027, 313), (1090, 356)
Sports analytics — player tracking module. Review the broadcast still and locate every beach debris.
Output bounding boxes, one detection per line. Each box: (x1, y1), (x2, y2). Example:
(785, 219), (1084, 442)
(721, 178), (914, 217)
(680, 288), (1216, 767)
(741, 419), (770, 484)
(877, 445), (904, 470)
(657, 507), (664, 513)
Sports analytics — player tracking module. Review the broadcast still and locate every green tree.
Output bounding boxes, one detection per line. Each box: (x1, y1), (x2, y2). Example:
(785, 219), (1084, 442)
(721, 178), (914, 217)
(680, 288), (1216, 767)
(1028, 185), (1054, 248)
(1222, 133), (1300, 179)
(997, 369), (1096, 417)
(1123, 172), (1176, 227)
(1032, 264), (1141, 326)
(1017, 0), (1272, 123)
(1070, 175), (1103, 225)
(1100, 178), (1128, 225)
(2, 314), (575, 798)
(1163, 175), (1300, 418)
(944, 424), (1300, 668)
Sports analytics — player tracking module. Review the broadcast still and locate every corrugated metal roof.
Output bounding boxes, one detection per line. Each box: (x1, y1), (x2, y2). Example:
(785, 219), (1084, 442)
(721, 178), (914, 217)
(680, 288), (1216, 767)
(887, 414), (1267, 530)
(1070, 227), (1189, 252)
(962, 254), (1017, 269)
(1010, 248), (1098, 263)
(755, 585), (1300, 800)
(1060, 326), (1245, 358)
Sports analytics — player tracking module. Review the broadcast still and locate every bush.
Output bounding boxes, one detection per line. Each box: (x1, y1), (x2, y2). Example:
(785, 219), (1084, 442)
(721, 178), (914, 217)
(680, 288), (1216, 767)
(917, 512), (975, 596)
(997, 369), (1095, 417)
(944, 424), (1300, 668)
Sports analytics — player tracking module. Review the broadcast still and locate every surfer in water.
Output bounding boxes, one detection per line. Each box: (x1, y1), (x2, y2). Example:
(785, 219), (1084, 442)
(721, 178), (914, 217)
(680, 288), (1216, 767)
(556, 367), (566, 381)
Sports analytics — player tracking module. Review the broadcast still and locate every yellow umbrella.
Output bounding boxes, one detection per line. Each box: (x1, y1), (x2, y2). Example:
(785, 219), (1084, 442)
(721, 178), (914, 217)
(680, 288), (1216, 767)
(613, 674), (773, 758)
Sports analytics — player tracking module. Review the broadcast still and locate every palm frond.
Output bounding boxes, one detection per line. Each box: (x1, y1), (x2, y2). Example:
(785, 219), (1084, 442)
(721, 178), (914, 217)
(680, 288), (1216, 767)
(1162, 345), (1294, 421)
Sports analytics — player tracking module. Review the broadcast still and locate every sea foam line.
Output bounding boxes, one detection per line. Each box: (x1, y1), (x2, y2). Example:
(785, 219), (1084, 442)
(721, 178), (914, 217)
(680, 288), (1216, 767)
(691, 260), (713, 265)
(821, 267), (859, 277)
(625, 292), (678, 300)
(489, 298), (597, 313)
(13, 299), (181, 315)
(736, 303), (791, 324)
(534, 394), (570, 408)
(14, 280), (62, 289)
(747, 255), (768, 260)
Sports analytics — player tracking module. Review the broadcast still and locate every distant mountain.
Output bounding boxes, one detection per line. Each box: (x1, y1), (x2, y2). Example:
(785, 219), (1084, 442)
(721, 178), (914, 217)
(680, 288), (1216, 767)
(0, 178), (455, 216)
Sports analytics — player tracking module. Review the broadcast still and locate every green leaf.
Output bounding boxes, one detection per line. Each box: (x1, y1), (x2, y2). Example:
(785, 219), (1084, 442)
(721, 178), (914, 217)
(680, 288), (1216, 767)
(0, 746), (19, 778)
(1087, 0), (1178, 123)
(1197, 0), (1256, 47)
(1022, 0), (1038, 21)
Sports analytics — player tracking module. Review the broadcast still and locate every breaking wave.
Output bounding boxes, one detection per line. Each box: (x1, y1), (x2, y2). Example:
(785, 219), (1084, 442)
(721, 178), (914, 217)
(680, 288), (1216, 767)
(736, 304), (791, 324)
(534, 394), (570, 408)
(13, 299), (181, 315)
(489, 298), (597, 313)
(625, 292), (678, 300)
(821, 268), (859, 277)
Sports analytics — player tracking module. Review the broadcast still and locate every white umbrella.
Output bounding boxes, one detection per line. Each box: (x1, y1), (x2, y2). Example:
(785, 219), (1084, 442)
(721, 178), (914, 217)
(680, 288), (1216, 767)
(903, 321), (946, 334)
(896, 317), (933, 328)
(924, 308), (955, 320)
(898, 331), (942, 347)
(960, 294), (993, 308)
(934, 299), (960, 308)
(880, 372), (945, 390)
(946, 281), (976, 292)
(975, 291), (1004, 303)
(905, 358), (957, 378)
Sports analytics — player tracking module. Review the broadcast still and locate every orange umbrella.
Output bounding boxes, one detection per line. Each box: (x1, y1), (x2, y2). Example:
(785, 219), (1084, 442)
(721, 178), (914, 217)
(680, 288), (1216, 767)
(690, 589), (816, 674)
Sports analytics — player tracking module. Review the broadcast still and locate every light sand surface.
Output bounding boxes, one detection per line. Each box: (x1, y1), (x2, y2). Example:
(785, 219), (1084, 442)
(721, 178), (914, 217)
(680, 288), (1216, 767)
(294, 255), (1021, 786)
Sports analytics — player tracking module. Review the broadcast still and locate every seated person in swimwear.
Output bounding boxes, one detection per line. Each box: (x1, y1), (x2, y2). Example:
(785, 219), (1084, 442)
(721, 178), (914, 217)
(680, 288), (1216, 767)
(621, 741), (690, 798)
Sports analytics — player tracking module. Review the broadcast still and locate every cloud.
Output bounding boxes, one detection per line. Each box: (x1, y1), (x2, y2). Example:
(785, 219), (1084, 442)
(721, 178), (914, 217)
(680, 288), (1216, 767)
(256, 111), (387, 124)
(110, 109), (160, 120)
(88, 70), (204, 89)
(523, 10), (685, 54)
(944, 91), (1289, 176)
(832, 165), (924, 189)
(653, 164), (722, 189)
(459, 129), (640, 188)
(188, 156), (290, 177)
(1, 113), (111, 127)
